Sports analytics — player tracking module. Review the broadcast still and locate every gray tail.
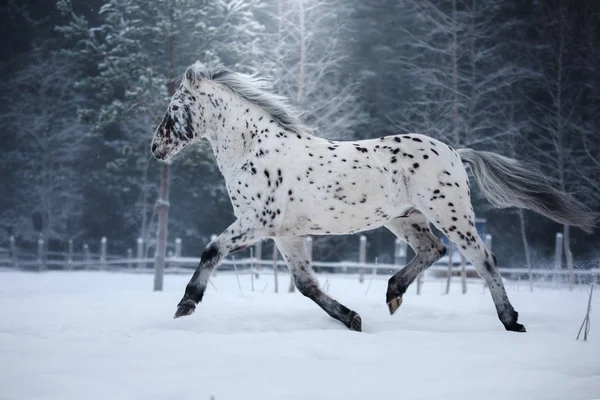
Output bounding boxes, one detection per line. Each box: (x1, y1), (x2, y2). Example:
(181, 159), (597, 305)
(457, 148), (596, 234)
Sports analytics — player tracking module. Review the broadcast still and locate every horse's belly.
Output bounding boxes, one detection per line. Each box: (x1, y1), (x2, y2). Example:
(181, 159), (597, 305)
(283, 189), (398, 235)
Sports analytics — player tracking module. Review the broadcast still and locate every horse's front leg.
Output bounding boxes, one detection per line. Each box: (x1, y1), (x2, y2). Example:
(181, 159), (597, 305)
(174, 218), (263, 318)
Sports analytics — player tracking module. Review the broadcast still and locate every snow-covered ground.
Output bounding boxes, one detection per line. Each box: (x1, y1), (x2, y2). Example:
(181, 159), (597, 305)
(1, 270), (598, 400)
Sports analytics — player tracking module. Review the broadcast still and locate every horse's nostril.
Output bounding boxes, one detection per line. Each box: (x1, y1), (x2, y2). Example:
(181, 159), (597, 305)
(152, 143), (158, 153)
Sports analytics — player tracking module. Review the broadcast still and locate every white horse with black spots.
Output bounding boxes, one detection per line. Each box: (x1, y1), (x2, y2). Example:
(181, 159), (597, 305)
(151, 62), (595, 332)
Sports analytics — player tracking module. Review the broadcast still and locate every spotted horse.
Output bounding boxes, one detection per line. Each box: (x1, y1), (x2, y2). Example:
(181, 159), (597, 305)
(151, 62), (595, 333)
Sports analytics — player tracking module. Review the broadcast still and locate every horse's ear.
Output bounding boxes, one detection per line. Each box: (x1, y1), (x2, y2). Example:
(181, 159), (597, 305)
(185, 67), (196, 84)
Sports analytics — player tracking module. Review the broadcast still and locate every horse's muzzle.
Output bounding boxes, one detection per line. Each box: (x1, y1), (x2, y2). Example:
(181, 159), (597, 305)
(151, 143), (167, 160)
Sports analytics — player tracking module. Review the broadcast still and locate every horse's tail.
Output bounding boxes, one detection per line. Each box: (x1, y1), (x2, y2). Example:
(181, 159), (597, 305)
(457, 148), (596, 234)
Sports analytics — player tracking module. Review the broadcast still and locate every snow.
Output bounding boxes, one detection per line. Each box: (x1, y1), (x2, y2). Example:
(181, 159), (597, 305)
(1, 270), (599, 400)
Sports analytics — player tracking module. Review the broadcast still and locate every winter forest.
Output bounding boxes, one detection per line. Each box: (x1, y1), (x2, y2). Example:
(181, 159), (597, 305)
(1, 0), (599, 270)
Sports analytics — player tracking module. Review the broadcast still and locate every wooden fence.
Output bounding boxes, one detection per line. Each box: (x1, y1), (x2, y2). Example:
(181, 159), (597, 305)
(2, 233), (598, 293)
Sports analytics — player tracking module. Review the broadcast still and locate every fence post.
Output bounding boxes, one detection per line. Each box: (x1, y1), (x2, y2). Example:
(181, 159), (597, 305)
(174, 238), (182, 270)
(254, 241), (262, 279)
(137, 238), (145, 269)
(305, 236), (313, 263)
(66, 239), (73, 270)
(416, 267), (424, 295)
(359, 235), (367, 283)
(175, 238), (182, 257)
(394, 238), (407, 267)
(37, 235), (45, 271)
(272, 243), (279, 293)
(100, 236), (107, 270)
(288, 266), (295, 293)
(460, 254), (467, 294)
(554, 232), (563, 285)
(485, 234), (492, 252)
(445, 243), (454, 294)
(83, 243), (91, 268)
(9, 236), (18, 269)
(127, 248), (133, 269)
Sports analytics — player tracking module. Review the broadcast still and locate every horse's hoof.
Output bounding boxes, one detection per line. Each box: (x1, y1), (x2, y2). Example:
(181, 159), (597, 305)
(505, 322), (526, 333)
(503, 310), (526, 332)
(173, 302), (195, 319)
(348, 313), (362, 332)
(387, 296), (403, 315)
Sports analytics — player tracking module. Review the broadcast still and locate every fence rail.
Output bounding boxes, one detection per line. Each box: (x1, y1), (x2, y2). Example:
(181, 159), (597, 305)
(3, 232), (598, 292)
(2, 252), (598, 280)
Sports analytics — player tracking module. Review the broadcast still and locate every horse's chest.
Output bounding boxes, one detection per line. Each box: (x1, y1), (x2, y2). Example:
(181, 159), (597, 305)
(224, 177), (260, 214)
(223, 168), (284, 225)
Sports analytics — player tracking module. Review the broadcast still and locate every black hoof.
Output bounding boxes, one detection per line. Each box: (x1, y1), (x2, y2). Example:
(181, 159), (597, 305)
(174, 299), (196, 319)
(387, 296), (403, 315)
(503, 310), (526, 332)
(345, 312), (362, 332)
(386, 278), (406, 315)
(505, 322), (526, 333)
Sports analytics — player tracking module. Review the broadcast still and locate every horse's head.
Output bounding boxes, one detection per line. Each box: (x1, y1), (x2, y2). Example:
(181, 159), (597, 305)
(151, 65), (207, 162)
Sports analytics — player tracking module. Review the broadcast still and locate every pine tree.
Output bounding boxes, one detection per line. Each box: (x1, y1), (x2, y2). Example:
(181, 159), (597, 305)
(0, 48), (88, 245)
(57, 0), (265, 288)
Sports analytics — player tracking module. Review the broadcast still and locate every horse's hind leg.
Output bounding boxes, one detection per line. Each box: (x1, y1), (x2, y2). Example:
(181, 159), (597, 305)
(422, 198), (526, 332)
(384, 211), (447, 314)
(274, 236), (362, 331)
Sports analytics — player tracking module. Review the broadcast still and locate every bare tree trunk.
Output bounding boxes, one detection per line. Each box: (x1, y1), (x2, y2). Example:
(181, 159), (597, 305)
(154, 9), (175, 291)
(297, 0), (306, 106)
(276, 0), (284, 86)
(139, 156), (153, 257)
(154, 164), (170, 291)
(518, 209), (533, 292)
(555, 3), (574, 291)
(452, 0), (460, 146)
(564, 224), (574, 290)
(466, 0), (477, 142)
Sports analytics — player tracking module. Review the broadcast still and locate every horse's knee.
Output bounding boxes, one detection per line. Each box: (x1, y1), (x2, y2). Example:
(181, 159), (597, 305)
(294, 278), (319, 299)
(200, 243), (220, 263)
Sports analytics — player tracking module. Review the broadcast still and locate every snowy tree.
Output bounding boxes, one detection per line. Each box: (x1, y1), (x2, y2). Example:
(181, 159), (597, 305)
(499, 81), (537, 284)
(57, 0), (265, 285)
(57, 0), (265, 128)
(483, 3), (542, 277)
(260, 0), (366, 139)
(0, 49), (89, 245)
(347, 0), (416, 138)
(575, 0), (600, 212)
(391, 0), (523, 150)
(524, 0), (599, 283)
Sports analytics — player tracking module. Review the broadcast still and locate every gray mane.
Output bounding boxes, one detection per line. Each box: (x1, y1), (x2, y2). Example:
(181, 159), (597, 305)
(190, 62), (308, 135)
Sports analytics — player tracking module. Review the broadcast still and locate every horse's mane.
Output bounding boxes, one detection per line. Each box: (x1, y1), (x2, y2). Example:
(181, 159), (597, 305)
(190, 62), (309, 135)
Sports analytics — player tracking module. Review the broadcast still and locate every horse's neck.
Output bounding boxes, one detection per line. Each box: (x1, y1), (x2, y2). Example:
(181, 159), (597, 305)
(204, 91), (272, 175)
